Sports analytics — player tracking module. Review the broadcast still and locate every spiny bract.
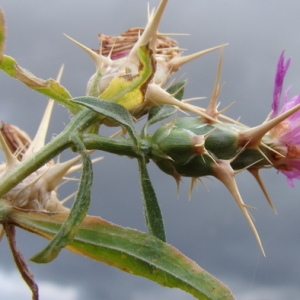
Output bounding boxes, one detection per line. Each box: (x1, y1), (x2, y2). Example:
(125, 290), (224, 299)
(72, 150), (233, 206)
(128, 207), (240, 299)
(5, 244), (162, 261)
(0, 99), (82, 212)
(65, 0), (225, 122)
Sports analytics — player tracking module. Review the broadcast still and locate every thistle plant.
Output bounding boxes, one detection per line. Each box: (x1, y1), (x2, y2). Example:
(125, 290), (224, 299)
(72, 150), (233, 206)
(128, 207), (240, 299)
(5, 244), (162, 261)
(0, 1), (300, 299)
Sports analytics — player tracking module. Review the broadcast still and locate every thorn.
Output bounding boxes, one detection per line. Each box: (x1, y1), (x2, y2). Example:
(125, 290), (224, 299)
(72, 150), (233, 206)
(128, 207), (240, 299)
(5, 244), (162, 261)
(146, 83), (222, 123)
(56, 176), (80, 192)
(23, 66), (64, 160)
(198, 177), (209, 192)
(23, 102), (54, 159)
(169, 80), (187, 97)
(233, 157), (265, 175)
(195, 128), (219, 165)
(205, 47), (224, 119)
(0, 132), (19, 168)
(213, 159), (266, 256)
(188, 177), (209, 200)
(248, 167), (277, 214)
(169, 44), (228, 72)
(107, 38), (117, 59)
(64, 33), (110, 71)
(189, 177), (198, 200)
(44, 156), (81, 192)
(238, 103), (300, 148)
(128, 0), (168, 64)
(61, 190), (77, 205)
(217, 102), (235, 116)
(260, 142), (285, 159)
(255, 146), (273, 165)
(66, 156), (103, 176)
(174, 173), (181, 196)
(144, 0), (169, 47)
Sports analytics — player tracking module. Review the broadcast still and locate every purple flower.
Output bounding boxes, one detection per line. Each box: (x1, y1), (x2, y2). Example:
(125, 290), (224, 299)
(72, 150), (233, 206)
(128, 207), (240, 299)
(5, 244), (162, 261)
(270, 51), (300, 187)
(271, 51), (291, 118)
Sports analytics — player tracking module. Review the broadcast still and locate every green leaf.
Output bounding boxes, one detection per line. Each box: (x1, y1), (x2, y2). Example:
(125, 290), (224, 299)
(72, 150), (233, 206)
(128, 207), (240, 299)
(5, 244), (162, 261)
(31, 136), (93, 263)
(72, 96), (139, 145)
(0, 55), (77, 112)
(138, 156), (166, 242)
(10, 209), (235, 300)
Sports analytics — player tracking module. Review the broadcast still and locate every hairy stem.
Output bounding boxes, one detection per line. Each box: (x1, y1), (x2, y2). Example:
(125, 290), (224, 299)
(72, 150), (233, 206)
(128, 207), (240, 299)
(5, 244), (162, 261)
(83, 133), (142, 158)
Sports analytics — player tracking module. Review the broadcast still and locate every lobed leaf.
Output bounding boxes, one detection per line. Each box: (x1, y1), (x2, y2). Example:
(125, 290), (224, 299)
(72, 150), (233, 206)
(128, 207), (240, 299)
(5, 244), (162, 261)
(10, 209), (235, 300)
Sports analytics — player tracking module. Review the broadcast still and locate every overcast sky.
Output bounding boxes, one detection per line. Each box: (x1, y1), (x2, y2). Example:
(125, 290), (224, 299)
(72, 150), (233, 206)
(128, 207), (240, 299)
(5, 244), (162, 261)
(1, 1), (300, 299)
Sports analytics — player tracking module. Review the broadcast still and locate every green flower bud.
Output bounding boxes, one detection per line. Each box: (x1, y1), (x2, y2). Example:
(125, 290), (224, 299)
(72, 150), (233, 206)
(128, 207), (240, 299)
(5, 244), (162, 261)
(151, 126), (203, 165)
(175, 117), (240, 159)
(150, 117), (243, 178)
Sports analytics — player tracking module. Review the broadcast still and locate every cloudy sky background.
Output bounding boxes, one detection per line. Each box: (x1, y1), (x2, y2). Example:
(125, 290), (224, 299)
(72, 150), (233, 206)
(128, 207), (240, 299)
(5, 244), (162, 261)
(1, 1), (300, 299)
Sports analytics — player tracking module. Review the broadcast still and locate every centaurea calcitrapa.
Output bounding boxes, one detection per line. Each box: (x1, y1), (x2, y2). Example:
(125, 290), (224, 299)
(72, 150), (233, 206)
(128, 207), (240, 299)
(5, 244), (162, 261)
(0, 0), (297, 259)
(1, 0), (300, 298)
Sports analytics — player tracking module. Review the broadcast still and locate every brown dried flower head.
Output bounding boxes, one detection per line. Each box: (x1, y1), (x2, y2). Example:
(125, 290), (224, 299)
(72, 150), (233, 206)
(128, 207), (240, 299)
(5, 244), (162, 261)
(0, 100), (83, 212)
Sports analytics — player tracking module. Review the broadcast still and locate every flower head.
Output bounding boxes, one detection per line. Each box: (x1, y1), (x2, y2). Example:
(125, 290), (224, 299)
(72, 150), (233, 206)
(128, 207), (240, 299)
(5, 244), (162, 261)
(65, 0), (224, 122)
(269, 52), (300, 186)
(0, 100), (81, 211)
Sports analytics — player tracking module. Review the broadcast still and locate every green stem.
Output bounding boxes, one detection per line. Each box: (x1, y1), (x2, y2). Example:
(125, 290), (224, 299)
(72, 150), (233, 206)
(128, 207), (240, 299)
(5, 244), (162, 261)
(0, 109), (98, 199)
(83, 134), (141, 158)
